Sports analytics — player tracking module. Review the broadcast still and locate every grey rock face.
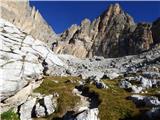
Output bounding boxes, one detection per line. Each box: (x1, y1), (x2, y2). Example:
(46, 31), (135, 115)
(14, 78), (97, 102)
(19, 98), (36, 120)
(128, 23), (153, 54)
(19, 94), (57, 120)
(0, 0), (58, 47)
(0, 19), (65, 112)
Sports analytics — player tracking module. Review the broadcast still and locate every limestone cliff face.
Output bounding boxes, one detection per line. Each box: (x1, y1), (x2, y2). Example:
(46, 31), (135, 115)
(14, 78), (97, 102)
(55, 4), (160, 58)
(0, 0), (58, 46)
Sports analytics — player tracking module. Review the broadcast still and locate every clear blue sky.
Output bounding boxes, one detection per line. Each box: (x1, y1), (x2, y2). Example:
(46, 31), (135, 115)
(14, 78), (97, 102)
(29, 1), (160, 33)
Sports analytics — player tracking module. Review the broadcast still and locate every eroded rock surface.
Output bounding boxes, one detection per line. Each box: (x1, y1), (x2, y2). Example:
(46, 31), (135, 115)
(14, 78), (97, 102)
(0, 19), (65, 112)
(0, 0), (59, 46)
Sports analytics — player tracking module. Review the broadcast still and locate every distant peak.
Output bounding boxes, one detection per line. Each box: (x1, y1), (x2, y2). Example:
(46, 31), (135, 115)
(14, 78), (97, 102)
(108, 3), (122, 15)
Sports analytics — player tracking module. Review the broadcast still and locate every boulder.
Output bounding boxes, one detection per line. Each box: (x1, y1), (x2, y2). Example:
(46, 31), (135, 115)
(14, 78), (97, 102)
(96, 81), (108, 89)
(80, 71), (104, 82)
(44, 95), (56, 115)
(19, 94), (57, 120)
(19, 98), (36, 120)
(144, 96), (160, 107)
(74, 108), (99, 120)
(104, 72), (119, 80)
(35, 103), (46, 117)
(119, 80), (132, 89)
(130, 95), (160, 107)
(140, 76), (152, 88)
(131, 85), (143, 93)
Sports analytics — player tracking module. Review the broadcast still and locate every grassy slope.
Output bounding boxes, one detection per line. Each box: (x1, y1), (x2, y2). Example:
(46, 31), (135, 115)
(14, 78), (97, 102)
(33, 76), (81, 119)
(1, 109), (19, 120)
(2, 76), (158, 120)
(34, 76), (141, 120)
(85, 79), (140, 120)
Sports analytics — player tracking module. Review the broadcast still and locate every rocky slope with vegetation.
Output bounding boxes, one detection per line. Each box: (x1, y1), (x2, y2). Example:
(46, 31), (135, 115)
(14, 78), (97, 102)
(0, 1), (160, 120)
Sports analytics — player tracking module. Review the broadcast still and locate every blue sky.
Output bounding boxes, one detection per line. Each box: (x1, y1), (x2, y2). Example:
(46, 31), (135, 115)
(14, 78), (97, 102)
(29, 1), (160, 33)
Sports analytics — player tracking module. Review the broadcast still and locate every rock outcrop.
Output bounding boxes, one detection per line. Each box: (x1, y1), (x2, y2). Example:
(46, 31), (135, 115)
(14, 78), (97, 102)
(0, 18), (65, 112)
(54, 3), (160, 58)
(0, 0), (58, 46)
(19, 94), (57, 120)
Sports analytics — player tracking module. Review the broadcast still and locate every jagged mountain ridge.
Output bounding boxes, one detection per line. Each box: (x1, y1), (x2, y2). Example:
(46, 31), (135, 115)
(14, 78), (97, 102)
(54, 3), (160, 58)
(0, 0), (59, 46)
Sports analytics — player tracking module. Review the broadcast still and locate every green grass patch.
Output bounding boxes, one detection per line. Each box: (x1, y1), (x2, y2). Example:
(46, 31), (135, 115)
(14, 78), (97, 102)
(34, 76), (81, 119)
(85, 79), (141, 120)
(1, 109), (19, 120)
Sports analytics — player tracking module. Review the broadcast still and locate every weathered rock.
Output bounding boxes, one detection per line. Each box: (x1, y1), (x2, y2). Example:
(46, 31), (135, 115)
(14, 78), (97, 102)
(44, 95), (56, 115)
(80, 71), (104, 82)
(140, 76), (152, 88)
(131, 85), (143, 93)
(144, 96), (160, 107)
(19, 98), (36, 120)
(105, 72), (120, 80)
(143, 72), (160, 79)
(0, 0), (59, 47)
(0, 19), (65, 112)
(119, 80), (132, 89)
(96, 81), (108, 89)
(19, 94), (57, 119)
(130, 95), (160, 107)
(128, 23), (153, 54)
(35, 103), (46, 117)
(74, 108), (99, 120)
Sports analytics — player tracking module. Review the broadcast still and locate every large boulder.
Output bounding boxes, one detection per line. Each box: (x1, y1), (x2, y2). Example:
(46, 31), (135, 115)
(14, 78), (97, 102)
(19, 98), (36, 120)
(0, 19), (65, 110)
(130, 95), (160, 107)
(19, 94), (57, 120)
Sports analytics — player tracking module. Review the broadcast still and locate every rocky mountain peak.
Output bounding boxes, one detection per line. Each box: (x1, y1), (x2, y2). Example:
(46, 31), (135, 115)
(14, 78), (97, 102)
(54, 4), (159, 58)
(107, 3), (121, 16)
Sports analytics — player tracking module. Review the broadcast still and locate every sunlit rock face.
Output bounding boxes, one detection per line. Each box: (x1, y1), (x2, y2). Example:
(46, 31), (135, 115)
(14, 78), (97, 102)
(0, 0), (59, 47)
(0, 18), (65, 103)
(55, 4), (160, 58)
